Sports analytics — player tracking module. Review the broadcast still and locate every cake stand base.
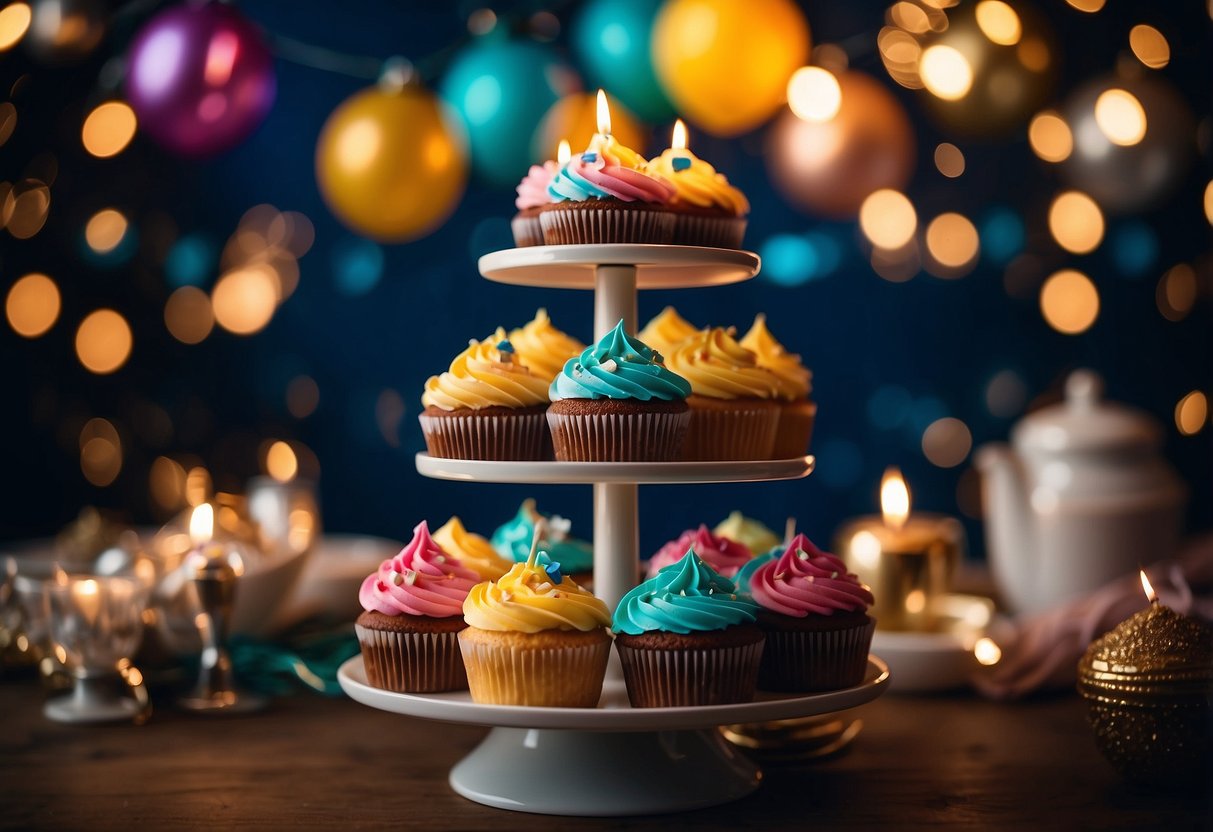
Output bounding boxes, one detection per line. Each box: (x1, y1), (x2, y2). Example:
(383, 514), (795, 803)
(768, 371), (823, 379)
(449, 726), (760, 816)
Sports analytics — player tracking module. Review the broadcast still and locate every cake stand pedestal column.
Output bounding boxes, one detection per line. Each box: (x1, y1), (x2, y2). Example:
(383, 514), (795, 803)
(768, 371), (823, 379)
(593, 264), (637, 338)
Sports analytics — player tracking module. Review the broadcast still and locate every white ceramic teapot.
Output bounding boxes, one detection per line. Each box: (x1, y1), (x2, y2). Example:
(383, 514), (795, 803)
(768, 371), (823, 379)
(975, 370), (1186, 615)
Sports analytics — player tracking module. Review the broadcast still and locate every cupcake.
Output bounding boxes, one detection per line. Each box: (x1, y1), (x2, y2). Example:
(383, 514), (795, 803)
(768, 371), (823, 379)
(734, 543), (781, 593)
(613, 549), (764, 707)
(491, 499), (593, 583)
(459, 547), (613, 706)
(713, 511), (782, 556)
(664, 327), (783, 460)
(741, 314), (816, 458)
(547, 319), (691, 462)
(746, 533), (875, 692)
(647, 119), (750, 248)
(512, 140), (569, 247)
(507, 308), (585, 383)
(638, 306), (699, 356)
(645, 524), (752, 579)
(540, 94), (676, 245)
(432, 516), (513, 582)
(355, 520), (481, 692)
(419, 329), (552, 461)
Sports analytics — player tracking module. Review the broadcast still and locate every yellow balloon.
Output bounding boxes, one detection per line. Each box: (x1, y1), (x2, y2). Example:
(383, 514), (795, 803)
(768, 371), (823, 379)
(532, 92), (648, 161)
(316, 85), (467, 242)
(652, 0), (810, 137)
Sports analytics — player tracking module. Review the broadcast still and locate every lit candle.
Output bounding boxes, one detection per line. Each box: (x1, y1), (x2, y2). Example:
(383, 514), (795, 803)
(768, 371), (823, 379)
(580, 90), (648, 169)
(72, 577), (101, 627)
(834, 467), (965, 631)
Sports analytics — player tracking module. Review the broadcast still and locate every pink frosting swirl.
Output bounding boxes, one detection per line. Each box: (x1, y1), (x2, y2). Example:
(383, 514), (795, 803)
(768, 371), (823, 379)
(647, 524), (752, 579)
(749, 534), (874, 618)
(572, 155), (675, 203)
(515, 161), (558, 210)
(358, 520), (480, 618)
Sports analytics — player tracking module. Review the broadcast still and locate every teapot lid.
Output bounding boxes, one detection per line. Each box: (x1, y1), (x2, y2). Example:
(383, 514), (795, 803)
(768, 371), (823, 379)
(1012, 370), (1162, 454)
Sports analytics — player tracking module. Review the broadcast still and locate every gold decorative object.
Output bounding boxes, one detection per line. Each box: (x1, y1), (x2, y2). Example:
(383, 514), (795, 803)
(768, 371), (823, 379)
(1077, 573), (1213, 785)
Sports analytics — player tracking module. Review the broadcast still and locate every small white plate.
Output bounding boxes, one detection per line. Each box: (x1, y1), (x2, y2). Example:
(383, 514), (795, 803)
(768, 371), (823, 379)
(873, 594), (995, 693)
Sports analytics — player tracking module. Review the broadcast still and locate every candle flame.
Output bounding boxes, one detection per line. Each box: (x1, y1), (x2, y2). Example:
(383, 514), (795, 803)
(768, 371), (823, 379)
(596, 89), (611, 136)
(672, 118), (688, 151)
(974, 637), (1002, 666)
(880, 467), (911, 530)
(189, 503), (214, 545)
(1140, 570), (1157, 604)
(557, 138), (571, 164)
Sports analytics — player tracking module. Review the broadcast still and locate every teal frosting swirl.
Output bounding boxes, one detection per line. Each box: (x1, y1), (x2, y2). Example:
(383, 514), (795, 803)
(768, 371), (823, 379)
(490, 500), (593, 572)
(612, 549), (759, 635)
(549, 320), (691, 402)
(734, 545), (782, 594)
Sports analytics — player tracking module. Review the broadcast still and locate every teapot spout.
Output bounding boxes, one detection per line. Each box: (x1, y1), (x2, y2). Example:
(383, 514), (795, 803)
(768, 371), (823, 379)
(975, 443), (1036, 612)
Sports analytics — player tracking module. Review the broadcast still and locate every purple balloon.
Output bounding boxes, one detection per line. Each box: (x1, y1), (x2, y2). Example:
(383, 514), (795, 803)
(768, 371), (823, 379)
(124, 4), (276, 158)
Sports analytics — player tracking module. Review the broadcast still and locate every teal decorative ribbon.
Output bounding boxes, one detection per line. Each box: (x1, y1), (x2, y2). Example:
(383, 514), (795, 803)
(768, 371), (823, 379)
(230, 626), (359, 697)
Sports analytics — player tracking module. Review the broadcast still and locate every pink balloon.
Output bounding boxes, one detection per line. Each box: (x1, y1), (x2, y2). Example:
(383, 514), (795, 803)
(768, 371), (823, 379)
(124, 4), (276, 157)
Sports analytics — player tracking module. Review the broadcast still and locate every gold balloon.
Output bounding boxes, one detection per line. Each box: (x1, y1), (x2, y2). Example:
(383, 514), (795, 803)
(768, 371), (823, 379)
(315, 85), (467, 243)
(532, 92), (647, 162)
(766, 71), (916, 220)
(652, 0), (810, 137)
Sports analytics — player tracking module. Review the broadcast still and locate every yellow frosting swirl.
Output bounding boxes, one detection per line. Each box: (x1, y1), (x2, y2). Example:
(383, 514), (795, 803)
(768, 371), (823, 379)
(638, 306), (699, 356)
(740, 314), (812, 401)
(462, 552), (611, 634)
(507, 309), (585, 383)
(421, 328), (550, 411)
(647, 149), (750, 216)
(665, 327), (782, 400)
(433, 516), (512, 581)
(587, 132), (649, 170)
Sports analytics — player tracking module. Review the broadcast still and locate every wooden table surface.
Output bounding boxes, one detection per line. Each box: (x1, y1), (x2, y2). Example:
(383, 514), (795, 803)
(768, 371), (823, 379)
(2, 674), (1209, 830)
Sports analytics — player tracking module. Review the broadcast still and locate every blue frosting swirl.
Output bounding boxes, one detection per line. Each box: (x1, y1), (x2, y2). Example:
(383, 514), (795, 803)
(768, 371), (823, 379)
(549, 320), (691, 402)
(612, 549), (759, 635)
(733, 545), (782, 594)
(490, 500), (593, 572)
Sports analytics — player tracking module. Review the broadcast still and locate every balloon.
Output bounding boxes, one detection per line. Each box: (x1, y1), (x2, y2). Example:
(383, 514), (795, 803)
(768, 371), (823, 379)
(916, 0), (1057, 137)
(439, 34), (579, 187)
(766, 71), (916, 220)
(531, 92), (647, 162)
(124, 4), (276, 158)
(572, 0), (673, 122)
(315, 84), (467, 243)
(652, 0), (809, 137)
(25, 0), (106, 63)
(1059, 73), (1195, 214)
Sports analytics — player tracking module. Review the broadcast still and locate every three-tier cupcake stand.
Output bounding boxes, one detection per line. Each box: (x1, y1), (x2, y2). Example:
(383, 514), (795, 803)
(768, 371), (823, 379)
(338, 245), (889, 816)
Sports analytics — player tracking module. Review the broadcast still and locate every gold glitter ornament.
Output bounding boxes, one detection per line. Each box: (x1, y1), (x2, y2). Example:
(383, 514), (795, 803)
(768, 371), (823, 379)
(1077, 601), (1213, 785)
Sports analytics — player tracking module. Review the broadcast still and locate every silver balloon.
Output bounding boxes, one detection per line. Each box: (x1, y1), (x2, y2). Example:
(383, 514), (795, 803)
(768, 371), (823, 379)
(25, 0), (107, 63)
(1059, 73), (1196, 214)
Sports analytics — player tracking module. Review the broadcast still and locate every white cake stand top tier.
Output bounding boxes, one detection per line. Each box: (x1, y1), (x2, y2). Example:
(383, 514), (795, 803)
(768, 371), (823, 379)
(478, 244), (760, 290)
(415, 453), (815, 485)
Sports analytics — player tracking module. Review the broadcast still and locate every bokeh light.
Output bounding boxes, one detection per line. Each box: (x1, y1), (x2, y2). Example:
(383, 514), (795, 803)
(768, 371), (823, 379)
(985, 369), (1028, 418)
(332, 236), (385, 296)
(1111, 221), (1158, 279)
(1048, 191), (1104, 255)
(3, 179), (50, 238)
(265, 440), (298, 482)
(286, 375), (320, 418)
(149, 456), (187, 512)
(760, 234), (819, 286)
(79, 418), (121, 487)
(84, 208), (128, 254)
(164, 286), (214, 344)
(1028, 111), (1072, 162)
(980, 207), (1025, 265)
(787, 66), (842, 123)
(75, 309), (132, 374)
(975, 1), (1021, 46)
(1156, 264), (1196, 322)
(0, 101), (15, 148)
(1065, 0), (1105, 11)
(870, 241), (920, 283)
(1175, 391), (1208, 436)
(1129, 25), (1169, 69)
(1094, 89), (1147, 147)
(82, 101), (137, 158)
(1040, 269), (1099, 335)
(860, 189), (917, 250)
(1204, 181), (1212, 226)
(934, 142), (965, 177)
(212, 266), (278, 335)
(922, 417), (972, 468)
(924, 212), (980, 274)
(165, 233), (218, 288)
(878, 26), (924, 90)
(0, 3), (31, 51)
(920, 45), (972, 101)
(6, 273), (59, 338)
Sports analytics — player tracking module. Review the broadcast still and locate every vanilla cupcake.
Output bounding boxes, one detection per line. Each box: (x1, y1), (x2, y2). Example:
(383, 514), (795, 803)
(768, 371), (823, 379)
(459, 548), (612, 707)
(507, 308), (585, 383)
(638, 306), (699, 356)
(647, 120), (750, 248)
(432, 516), (512, 582)
(740, 314), (816, 458)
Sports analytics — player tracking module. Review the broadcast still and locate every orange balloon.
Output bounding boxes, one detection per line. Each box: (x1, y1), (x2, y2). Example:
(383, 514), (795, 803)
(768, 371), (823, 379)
(532, 92), (648, 161)
(766, 71), (916, 219)
(316, 85), (467, 242)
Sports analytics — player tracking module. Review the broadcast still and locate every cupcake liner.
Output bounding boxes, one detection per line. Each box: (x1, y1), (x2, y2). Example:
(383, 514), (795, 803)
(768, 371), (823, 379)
(356, 624), (468, 693)
(683, 401), (780, 461)
(771, 400), (817, 459)
(418, 409), (552, 461)
(540, 205), (675, 245)
(458, 632), (611, 707)
(511, 214), (544, 248)
(615, 640), (764, 707)
(547, 409), (690, 462)
(757, 617), (875, 692)
(671, 214), (747, 249)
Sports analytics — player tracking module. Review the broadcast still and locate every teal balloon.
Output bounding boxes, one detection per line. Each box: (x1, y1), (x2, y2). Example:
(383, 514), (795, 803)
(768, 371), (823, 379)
(440, 36), (576, 187)
(572, 0), (673, 122)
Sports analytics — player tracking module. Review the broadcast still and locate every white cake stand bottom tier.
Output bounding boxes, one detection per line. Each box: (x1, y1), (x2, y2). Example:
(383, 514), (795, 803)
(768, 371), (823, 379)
(338, 655), (889, 815)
